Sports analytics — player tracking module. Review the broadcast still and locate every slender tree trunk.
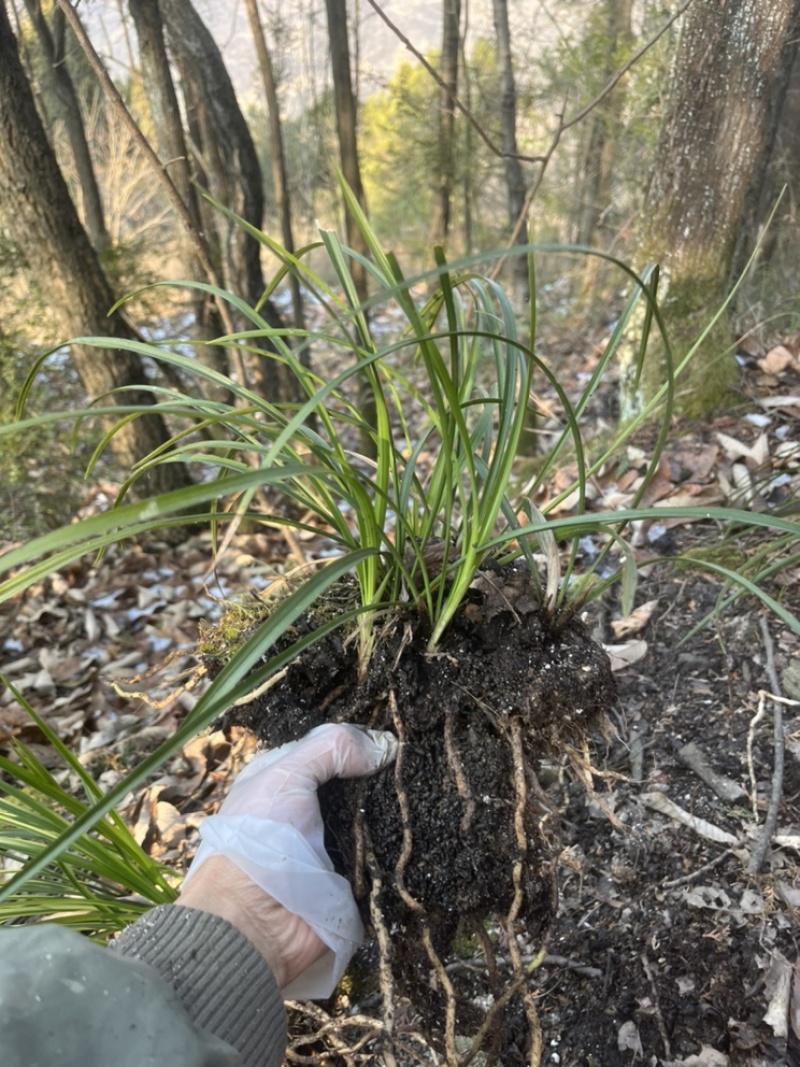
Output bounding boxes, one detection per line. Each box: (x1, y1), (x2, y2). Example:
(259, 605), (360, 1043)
(159, 0), (302, 404)
(575, 0), (633, 308)
(492, 0), (527, 306)
(624, 0), (798, 418)
(21, 0), (108, 253)
(324, 0), (368, 302)
(432, 0), (460, 244)
(127, 0), (231, 404)
(323, 0), (376, 455)
(0, 0), (192, 499)
(159, 0), (263, 305)
(458, 7), (472, 256)
(244, 0), (303, 330)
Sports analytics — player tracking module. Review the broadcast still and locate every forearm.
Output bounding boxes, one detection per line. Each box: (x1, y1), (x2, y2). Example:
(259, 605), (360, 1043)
(113, 905), (287, 1067)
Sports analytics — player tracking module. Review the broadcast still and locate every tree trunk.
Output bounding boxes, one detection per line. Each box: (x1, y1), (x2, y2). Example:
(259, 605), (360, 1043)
(159, 0), (263, 304)
(0, 0), (192, 500)
(21, 0), (109, 253)
(159, 0), (302, 404)
(492, 0), (528, 306)
(729, 3), (800, 286)
(127, 0), (231, 405)
(323, 0), (376, 456)
(244, 0), (303, 330)
(324, 0), (369, 302)
(574, 0), (633, 308)
(625, 0), (798, 417)
(432, 0), (460, 245)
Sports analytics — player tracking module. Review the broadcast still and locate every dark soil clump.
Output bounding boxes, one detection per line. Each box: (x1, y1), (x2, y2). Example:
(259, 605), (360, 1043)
(224, 563), (617, 1049)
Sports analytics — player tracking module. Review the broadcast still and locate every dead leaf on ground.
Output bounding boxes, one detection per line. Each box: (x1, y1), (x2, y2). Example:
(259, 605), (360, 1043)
(602, 639), (648, 671)
(716, 431), (770, 466)
(762, 950), (792, 1039)
(616, 1020), (643, 1055)
(611, 599), (659, 638)
(654, 484), (726, 512)
(662, 1046), (729, 1066)
(758, 344), (796, 375)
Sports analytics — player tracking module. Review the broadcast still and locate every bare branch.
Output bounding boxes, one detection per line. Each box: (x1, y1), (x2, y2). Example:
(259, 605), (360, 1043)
(561, 0), (695, 133)
(363, 0), (546, 165)
(364, 0), (695, 175)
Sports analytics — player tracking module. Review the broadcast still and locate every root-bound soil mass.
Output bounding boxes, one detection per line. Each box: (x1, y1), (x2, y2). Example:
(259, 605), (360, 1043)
(220, 562), (616, 1058)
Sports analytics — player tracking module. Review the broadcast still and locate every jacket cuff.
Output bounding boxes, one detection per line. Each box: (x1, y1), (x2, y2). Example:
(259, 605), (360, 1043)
(113, 905), (286, 1067)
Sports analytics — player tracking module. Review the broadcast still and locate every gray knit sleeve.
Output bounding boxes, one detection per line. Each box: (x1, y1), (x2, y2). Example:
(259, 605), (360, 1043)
(0, 923), (242, 1067)
(113, 905), (287, 1067)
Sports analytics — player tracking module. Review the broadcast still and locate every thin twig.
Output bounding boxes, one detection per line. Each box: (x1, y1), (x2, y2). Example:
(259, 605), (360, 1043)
(748, 619), (791, 875)
(364, 0), (694, 171)
(746, 692), (768, 818)
(541, 954), (603, 979)
(641, 951), (672, 1061)
(662, 848), (735, 889)
(490, 0), (696, 277)
(363, 0), (545, 165)
(560, 0), (695, 135)
(230, 666), (289, 706)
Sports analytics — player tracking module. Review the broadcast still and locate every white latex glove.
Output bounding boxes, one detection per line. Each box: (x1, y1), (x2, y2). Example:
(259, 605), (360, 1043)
(181, 723), (397, 999)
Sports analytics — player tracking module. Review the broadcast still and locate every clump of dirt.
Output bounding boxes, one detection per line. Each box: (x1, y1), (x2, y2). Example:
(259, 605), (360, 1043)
(222, 562), (616, 1055)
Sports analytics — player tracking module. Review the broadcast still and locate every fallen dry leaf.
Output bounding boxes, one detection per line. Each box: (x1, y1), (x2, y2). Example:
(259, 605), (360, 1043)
(602, 639), (648, 671)
(716, 431), (769, 466)
(616, 1020), (642, 1055)
(758, 344), (796, 375)
(662, 1047), (728, 1067)
(762, 950), (792, 1039)
(611, 599), (659, 638)
(653, 484), (725, 510)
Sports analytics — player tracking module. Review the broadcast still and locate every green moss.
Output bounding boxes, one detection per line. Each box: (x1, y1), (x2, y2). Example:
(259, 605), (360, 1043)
(639, 274), (739, 417)
(450, 930), (480, 958)
(196, 600), (274, 663)
(337, 962), (379, 1000)
(674, 544), (749, 573)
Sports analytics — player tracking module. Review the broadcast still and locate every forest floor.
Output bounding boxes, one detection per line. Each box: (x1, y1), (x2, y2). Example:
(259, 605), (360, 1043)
(1, 321), (799, 1066)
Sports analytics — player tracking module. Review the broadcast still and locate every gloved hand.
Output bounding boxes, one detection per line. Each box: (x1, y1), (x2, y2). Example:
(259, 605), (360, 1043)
(179, 723), (397, 999)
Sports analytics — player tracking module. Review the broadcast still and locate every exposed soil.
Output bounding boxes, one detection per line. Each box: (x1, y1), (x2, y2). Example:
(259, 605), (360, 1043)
(532, 559), (800, 1067)
(223, 562), (617, 1049)
(267, 551), (800, 1067)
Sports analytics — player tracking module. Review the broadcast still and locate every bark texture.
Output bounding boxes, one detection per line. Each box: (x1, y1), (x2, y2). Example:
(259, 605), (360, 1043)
(159, 0), (301, 404)
(128, 0), (231, 403)
(631, 0), (798, 415)
(324, 0), (369, 302)
(323, 0), (376, 454)
(0, 0), (191, 499)
(244, 0), (303, 330)
(492, 0), (528, 304)
(730, 1), (800, 285)
(22, 0), (108, 252)
(432, 0), (461, 244)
